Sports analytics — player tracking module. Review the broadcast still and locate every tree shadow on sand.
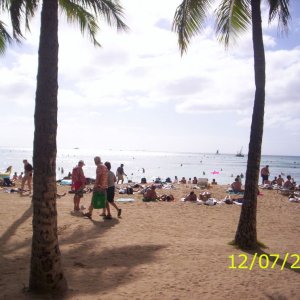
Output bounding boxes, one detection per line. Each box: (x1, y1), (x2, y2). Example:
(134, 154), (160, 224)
(1, 208), (166, 299)
(64, 243), (166, 297)
(0, 203), (32, 247)
(56, 217), (167, 297)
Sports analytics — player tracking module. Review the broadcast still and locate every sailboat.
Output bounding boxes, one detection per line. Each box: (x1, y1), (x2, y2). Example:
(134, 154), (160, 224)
(236, 147), (244, 157)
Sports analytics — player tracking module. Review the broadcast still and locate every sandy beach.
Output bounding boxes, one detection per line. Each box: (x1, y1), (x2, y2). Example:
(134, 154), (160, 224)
(0, 182), (299, 300)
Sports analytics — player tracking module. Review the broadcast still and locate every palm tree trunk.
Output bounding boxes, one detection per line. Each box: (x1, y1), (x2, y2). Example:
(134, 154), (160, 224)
(29, 0), (67, 293)
(235, 0), (266, 249)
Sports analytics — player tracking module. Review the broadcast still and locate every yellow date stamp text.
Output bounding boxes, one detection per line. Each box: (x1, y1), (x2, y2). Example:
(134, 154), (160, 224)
(228, 253), (300, 270)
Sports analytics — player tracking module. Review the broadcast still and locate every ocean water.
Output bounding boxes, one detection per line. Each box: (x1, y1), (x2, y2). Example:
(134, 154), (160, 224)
(1, 147), (300, 185)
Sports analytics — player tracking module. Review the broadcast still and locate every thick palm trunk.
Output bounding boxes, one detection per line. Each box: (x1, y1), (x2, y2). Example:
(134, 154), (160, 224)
(235, 0), (266, 249)
(29, 0), (67, 293)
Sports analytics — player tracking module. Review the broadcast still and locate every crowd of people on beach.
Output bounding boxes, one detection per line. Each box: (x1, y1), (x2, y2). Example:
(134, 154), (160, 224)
(260, 165), (297, 190)
(1, 159), (299, 211)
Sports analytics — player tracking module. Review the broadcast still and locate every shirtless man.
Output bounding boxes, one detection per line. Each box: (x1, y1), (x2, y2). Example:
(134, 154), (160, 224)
(277, 175), (284, 187)
(260, 165), (270, 184)
(231, 178), (243, 192)
(283, 175), (294, 190)
(143, 185), (158, 201)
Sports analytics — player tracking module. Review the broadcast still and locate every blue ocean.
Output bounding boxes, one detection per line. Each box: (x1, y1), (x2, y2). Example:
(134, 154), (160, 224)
(1, 147), (300, 185)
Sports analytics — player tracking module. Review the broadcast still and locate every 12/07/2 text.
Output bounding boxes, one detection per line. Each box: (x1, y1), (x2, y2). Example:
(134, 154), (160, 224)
(228, 253), (300, 270)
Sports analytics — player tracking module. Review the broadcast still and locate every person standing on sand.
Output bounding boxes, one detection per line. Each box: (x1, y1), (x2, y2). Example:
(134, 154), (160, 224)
(116, 163), (127, 184)
(84, 156), (111, 220)
(71, 160), (86, 211)
(261, 165), (270, 184)
(100, 162), (122, 218)
(21, 159), (33, 193)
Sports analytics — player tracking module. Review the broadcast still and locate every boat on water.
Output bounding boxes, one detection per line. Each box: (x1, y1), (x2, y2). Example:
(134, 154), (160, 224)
(216, 150), (219, 155)
(236, 147), (244, 157)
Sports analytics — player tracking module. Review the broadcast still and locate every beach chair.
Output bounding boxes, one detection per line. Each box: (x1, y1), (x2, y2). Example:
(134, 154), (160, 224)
(197, 178), (209, 188)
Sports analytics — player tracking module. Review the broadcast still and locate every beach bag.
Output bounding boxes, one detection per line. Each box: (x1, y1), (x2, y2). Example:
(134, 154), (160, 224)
(92, 191), (106, 209)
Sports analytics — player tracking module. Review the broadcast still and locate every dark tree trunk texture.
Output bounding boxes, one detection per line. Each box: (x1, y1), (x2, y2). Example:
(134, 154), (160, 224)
(29, 0), (67, 293)
(235, 0), (266, 249)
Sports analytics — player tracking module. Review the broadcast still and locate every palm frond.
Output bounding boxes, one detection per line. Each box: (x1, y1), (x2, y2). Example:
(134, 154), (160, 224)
(172, 0), (212, 55)
(9, 0), (38, 40)
(70, 0), (128, 32)
(215, 0), (251, 48)
(24, 0), (38, 32)
(60, 0), (101, 46)
(267, 0), (290, 33)
(0, 20), (13, 54)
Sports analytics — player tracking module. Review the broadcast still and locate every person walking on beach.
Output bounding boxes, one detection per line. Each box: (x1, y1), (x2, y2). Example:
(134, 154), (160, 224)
(71, 160), (86, 211)
(261, 165), (270, 184)
(100, 162), (122, 218)
(116, 163), (127, 184)
(21, 159), (33, 193)
(84, 156), (111, 219)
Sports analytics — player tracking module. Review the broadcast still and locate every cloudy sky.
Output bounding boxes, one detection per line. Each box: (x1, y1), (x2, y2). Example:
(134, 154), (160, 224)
(1, 0), (299, 156)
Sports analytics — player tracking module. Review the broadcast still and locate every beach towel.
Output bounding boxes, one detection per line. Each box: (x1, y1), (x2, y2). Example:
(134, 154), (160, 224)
(196, 199), (204, 205)
(289, 197), (300, 203)
(226, 189), (244, 195)
(233, 201), (243, 206)
(204, 198), (217, 206)
(115, 198), (135, 203)
(60, 179), (72, 185)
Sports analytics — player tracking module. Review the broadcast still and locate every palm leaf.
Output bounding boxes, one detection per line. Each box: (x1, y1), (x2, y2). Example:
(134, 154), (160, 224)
(267, 0), (290, 33)
(59, 0), (101, 46)
(172, 0), (212, 55)
(71, 0), (128, 32)
(8, 0), (38, 40)
(215, 0), (251, 48)
(0, 20), (13, 54)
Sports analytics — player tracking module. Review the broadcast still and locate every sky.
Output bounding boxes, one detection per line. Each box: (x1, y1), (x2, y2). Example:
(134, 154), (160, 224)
(0, 0), (299, 156)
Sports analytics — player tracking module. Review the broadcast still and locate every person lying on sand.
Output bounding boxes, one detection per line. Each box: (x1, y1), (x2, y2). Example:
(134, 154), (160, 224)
(184, 191), (197, 202)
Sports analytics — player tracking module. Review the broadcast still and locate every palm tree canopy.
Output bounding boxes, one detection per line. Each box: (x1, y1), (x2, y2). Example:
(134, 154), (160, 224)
(172, 0), (291, 53)
(3, 0), (128, 45)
